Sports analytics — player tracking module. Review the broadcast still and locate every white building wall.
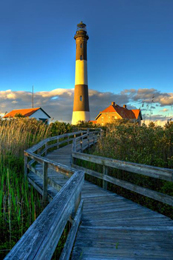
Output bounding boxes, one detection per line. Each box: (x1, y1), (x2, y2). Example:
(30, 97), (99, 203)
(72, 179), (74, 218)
(29, 109), (50, 124)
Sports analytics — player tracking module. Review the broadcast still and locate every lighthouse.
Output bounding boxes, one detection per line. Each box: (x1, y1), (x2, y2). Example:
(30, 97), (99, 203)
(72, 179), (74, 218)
(72, 21), (90, 125)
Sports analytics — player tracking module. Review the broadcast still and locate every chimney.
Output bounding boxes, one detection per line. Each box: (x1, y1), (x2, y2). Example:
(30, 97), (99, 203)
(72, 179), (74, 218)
(111, 102), (115, 106)
(123, 105), (126, 108)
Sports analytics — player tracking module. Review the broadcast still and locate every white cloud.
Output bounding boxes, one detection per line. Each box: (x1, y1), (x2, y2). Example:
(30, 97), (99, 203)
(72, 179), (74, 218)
(0, 88), (172, 122)
(124, 88), (173, 106)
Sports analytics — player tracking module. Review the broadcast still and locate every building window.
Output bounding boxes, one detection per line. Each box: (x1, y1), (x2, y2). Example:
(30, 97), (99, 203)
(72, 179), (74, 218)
(80, 43), (82, 48)
(80, 96), (82, 101)
(80, 55), (82, 60)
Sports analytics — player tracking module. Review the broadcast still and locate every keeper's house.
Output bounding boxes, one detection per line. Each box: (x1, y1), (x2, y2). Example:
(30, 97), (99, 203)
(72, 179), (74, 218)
(91, 102), (142, 126)
(3, 107), (51, 124)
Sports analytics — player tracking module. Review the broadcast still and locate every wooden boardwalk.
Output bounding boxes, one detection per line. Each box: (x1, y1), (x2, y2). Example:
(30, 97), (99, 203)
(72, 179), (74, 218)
(31, 144), (173, 260)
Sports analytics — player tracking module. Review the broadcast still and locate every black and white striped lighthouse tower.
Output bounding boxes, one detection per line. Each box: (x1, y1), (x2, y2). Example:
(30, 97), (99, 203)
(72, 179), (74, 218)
(72, 22), (90, 125)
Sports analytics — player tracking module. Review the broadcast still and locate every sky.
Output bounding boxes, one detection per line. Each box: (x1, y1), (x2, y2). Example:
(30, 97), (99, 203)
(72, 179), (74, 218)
(0, 0), (173, 124)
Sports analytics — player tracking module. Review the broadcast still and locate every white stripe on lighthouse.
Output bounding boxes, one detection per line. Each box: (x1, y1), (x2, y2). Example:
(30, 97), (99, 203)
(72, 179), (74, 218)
(72, 111), (90, 125)
(75, 60), (88, 85)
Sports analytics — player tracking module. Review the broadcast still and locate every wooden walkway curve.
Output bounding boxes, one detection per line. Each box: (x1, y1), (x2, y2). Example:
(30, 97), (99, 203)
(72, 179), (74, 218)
(5, 131), (173, 260)
(44, 144), (173, 260)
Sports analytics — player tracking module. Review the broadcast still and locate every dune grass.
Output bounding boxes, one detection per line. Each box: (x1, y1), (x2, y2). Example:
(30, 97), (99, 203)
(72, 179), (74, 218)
(0, 118), (73, 258)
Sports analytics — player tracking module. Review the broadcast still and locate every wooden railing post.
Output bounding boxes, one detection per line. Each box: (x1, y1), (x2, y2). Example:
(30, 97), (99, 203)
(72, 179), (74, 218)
(24, 155), (28, 177)
(43, 161), (48, 204)
(74, 138), (76, 152)
(72, 138), (76, 165)
(80, 136), (83, 152)
(57, 137), (59, 149)
(103, 165), (108, 190)
(75, 192), (81, 215)
(87, 133), (90, 149)
(45, 142), (48, 156)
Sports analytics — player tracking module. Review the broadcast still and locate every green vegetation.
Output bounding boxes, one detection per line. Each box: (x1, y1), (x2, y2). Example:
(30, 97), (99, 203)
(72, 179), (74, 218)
(0, 118), (73, 258)
(95, 120), (173, 168)
(0, 165), (42, 257)
(77, 120), (173, 218)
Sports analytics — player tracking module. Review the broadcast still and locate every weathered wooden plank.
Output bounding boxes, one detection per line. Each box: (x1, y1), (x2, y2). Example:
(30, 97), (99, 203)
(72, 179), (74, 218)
(72, 164), (173, 206)
(59, 200), (83, 260)
(5, 170), (84, 260)
(103, 165), (108, 190)
(27, 164), (64, 192)
(26, 131), (87, 154)
(25, 151), (75, 176)
(43, 161), (48, 203)
(104, 175), (173, 206)
(28, 173), (57, 200)
(21, 129), (173, 260)
(28, 174), (44, 197)
(40, 148), (47, 156)
(46, 142), (56, 150)
(72, 152), (173, 182)
(72, 164), (103, 180)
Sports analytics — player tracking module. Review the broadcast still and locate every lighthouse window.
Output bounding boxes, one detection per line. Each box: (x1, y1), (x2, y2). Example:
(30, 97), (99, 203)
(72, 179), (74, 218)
(80, 55), (82, 60)
(80, 96), (82, 101)
(80, 43), (82, 48)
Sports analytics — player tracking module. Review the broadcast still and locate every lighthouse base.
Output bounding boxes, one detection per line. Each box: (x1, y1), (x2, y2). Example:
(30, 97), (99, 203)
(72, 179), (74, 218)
(72, 111), (90, 125)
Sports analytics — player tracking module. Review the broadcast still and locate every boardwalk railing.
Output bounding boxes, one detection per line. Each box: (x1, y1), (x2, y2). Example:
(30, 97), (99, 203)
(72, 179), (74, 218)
(72, 129), (102, 154)
(72, 135), (173, 207)
(24, 131), (87, 202)
(5, 130), (90, 259)
(5, 170), (84, 260)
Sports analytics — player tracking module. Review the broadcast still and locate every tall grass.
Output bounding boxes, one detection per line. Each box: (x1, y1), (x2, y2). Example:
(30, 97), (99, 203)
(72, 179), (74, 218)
(84, 120), (173, 218)
(0, 165), (42, 258)
(0, 118), (50, 160)
(95, 120), (173, 168)
(0, 118), (73, 258)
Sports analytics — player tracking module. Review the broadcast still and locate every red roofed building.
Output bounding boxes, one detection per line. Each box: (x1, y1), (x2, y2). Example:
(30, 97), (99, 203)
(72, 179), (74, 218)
(3, 107), (51, 124)
(91, 102), (142, 126)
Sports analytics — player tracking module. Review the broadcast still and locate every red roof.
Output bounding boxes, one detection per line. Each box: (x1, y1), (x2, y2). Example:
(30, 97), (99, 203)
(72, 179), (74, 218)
(96, 103), (141, 120)
(89, 120), (97, 124)
(3, 108), (40, 118)
(132, 109), (140, 119)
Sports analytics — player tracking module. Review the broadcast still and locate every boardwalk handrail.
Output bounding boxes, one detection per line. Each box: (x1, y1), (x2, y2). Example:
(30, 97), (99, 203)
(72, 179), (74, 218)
(5, 131), (91, 259)
(72, 129), (102, 153)
(24, 130), (87, 201)
(26, 130), (87, 155)
(72, 135), (173, 207)
(5, 170), (84, 260)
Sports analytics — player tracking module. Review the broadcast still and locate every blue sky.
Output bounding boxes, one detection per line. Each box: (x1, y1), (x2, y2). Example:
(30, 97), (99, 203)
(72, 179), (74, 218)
(0, 0), (173, 123)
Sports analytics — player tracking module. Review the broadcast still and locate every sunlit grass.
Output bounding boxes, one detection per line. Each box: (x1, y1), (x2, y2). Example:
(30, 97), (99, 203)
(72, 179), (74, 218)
(0, 118), (73, 258)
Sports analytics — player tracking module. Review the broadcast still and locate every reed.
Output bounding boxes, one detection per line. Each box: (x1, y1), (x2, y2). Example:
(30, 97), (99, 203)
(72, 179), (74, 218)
(0, 118), (74, 258)
(0, 165), (43, 258)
